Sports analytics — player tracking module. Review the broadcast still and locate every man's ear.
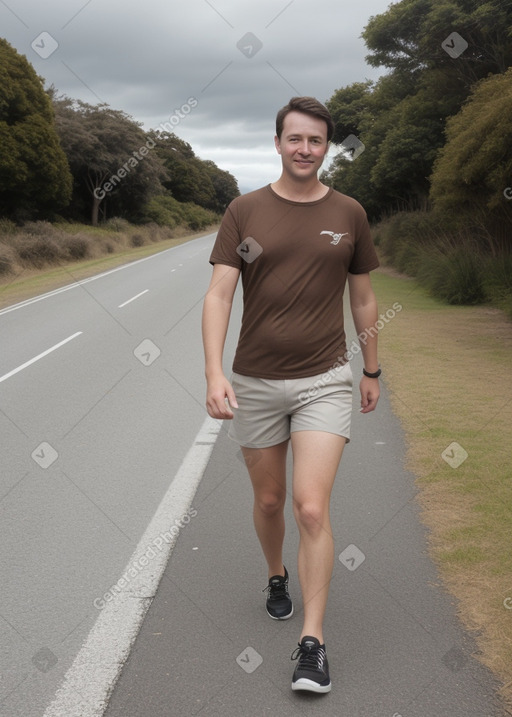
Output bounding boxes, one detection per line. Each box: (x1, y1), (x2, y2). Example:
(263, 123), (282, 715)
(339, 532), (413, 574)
(274, 134), (282, 155)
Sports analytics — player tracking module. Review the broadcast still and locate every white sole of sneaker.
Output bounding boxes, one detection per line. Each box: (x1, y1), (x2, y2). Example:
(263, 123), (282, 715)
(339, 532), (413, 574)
(266, 605), (294, 620)
(292, 678), (331, 693)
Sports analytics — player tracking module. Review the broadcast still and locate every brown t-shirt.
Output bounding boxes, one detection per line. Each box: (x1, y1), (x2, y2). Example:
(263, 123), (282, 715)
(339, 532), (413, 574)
(209, 184), (379, 379)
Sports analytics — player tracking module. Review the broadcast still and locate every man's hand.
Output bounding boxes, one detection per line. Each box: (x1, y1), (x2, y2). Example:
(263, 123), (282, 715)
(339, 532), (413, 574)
(359, 376), (380, 414)
(206, 374), (238, 419)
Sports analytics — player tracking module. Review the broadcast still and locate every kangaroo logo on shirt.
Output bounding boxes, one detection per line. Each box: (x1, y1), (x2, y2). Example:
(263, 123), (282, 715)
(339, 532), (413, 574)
(320, 230), (349, 246)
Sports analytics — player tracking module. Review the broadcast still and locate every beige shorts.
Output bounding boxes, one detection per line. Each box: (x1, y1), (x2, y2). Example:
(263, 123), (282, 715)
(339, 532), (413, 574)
(227, 363), (353, 449)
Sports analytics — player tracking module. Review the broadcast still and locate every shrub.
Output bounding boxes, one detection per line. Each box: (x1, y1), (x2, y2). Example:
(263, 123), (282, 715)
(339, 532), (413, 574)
(0, 219), (17, 236)
(143, 196), (179, 228)
(375, 211), (510, 310)
(21, 221), (56, 237)
(376, 211), (444, 272)
(416, 245), (486, 305)
(130, 232), (146, 247)
(16, 236), (64, 268)
(0, 244), (17, 275)
(103, 217), (132, 232)
(142, 194), (219, 230)
(65, 234), (92, 260)
(482, 254), (512, 318)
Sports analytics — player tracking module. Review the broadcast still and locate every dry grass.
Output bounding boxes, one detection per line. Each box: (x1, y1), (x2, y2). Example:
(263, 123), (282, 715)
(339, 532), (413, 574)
(373, 269), (512, 710)
(0, 222), (219, 309)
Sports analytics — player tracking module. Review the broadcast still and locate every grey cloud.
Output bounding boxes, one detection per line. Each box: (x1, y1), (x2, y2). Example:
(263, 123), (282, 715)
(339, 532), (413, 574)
(2, 0), (390, 191)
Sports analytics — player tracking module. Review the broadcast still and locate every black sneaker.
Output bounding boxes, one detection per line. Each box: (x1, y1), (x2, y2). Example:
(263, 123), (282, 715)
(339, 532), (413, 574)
(291, 635), (331, 693)
(263, 566), (293, 620)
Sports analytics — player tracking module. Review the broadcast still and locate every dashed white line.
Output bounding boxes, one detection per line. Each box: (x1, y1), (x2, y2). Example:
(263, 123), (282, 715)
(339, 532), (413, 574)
(118, 290), (149, 308)
(0, 332), (83, 384)
(0, 233), (216, 317)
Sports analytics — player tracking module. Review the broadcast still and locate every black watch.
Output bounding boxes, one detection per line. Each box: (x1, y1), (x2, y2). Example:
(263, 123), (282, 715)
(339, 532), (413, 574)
(363, 367), (382, 379)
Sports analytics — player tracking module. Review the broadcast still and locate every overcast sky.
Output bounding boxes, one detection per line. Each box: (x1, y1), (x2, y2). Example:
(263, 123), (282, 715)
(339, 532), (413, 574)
(2, 0), (394, 193)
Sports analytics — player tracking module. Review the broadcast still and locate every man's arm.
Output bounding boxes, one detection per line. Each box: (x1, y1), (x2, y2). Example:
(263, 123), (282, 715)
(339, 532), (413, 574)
(347, 272), (380, 414)
(202, 263), (240, 419)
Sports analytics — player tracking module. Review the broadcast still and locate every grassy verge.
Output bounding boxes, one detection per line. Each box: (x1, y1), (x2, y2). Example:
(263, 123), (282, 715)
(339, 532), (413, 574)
(373, 269), (512, 709)
(0, 225), (218, 310)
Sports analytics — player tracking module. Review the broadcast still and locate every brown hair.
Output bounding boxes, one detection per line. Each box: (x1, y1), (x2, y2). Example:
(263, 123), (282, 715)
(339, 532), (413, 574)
(275, 96), (334, 142)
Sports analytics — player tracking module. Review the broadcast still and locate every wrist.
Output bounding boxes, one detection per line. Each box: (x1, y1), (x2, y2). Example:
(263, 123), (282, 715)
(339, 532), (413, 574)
(363, 367), (381, 379)
(205, 367), (225, 381)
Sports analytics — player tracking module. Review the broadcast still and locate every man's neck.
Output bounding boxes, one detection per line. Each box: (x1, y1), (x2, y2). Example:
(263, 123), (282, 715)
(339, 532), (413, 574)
(271, 176), (329, 203)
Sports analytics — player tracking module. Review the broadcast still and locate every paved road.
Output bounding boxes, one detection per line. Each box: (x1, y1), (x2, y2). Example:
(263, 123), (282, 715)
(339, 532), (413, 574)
(0, 233), (239, 717)
(103, 302), (503, 714)
(0, 233), (503, 716)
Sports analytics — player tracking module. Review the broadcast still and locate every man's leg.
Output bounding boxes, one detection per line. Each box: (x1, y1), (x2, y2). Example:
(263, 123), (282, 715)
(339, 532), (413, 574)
(290, 430), (346, 643)
(242, 440), (289, 578)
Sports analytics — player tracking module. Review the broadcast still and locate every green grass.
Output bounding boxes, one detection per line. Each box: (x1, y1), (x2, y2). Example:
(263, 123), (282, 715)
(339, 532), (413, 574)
(372, 268), (512, 707)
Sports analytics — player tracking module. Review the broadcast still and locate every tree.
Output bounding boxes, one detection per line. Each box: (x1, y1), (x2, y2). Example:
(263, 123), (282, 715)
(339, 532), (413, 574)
(53, 96), (167, 225)
(324, 0), (512, 220)
(0, 39), (72, 219)
(151, 131), (239, 212)
(429, 68), (512, 240)
(201, 159), (240, 212)
(363, 0), (512, 80)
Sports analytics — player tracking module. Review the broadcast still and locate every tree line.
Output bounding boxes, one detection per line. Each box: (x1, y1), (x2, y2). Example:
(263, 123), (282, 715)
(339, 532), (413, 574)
(324, 0), (512, 228)
(322, 0), (512, 313)
(0, 38), (239, 227)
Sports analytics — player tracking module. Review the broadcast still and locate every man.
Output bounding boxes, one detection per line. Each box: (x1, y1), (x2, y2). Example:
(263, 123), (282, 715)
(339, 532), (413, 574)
(202, 96), (380, 693)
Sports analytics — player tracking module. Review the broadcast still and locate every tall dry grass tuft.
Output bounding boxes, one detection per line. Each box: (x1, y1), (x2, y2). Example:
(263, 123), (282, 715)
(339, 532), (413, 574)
(0, 218), (177, 277)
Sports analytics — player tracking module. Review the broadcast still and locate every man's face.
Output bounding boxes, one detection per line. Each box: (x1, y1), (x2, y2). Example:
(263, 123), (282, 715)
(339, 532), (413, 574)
(274, 111), (329, 181)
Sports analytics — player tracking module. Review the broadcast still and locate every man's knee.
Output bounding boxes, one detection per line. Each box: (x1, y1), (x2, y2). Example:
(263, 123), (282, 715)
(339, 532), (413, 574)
(256, 492), (285, 516)
(293, 500), (326, 534)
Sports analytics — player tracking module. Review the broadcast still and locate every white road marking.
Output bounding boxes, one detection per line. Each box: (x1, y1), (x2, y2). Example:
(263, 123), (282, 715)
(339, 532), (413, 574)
(118, 290), (149, 308)
(0, 233), (216, 317)
(42, 415), (223, 717)
(0, 332), (83, 384)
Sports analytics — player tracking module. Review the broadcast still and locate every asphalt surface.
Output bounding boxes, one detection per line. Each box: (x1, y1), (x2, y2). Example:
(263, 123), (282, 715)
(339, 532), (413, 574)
(1, 231), (504, 716)
(103, 318), (504, 715)
(0, 233), (237, 717)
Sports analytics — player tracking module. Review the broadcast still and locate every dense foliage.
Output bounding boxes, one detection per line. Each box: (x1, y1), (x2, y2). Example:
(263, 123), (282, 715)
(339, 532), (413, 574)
(324, 0), (512, 223)
(0, 39), (72, 220)
(0, 40), (239, 227)
(323, 0), (511, 313)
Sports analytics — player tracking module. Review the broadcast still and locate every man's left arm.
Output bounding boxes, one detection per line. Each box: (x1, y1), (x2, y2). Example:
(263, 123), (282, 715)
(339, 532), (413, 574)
(347, 272), (380, 414)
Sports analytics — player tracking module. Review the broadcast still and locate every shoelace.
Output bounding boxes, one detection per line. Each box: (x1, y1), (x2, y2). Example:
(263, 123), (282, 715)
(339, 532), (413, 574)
(291, 643), (326, 671)
(263, 577), (288, 600)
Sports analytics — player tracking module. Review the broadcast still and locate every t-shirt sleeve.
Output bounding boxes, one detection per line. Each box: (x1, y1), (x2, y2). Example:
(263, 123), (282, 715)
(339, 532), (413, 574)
(348, 203), (380, 274)
(209, 200), (243, 269)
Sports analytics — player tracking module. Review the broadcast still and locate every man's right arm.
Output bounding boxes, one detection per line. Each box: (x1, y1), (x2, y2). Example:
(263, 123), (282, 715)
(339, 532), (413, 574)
(202, 262), (241, 419)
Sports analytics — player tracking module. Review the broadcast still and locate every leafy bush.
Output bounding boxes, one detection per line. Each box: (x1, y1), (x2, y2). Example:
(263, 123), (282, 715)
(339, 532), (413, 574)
(143, 194), (219, 230)
(374, 211), (443, 275)
(416, 246), (486, 305)
(376, 211), (511, 310)
(143, 196), (178, 229)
